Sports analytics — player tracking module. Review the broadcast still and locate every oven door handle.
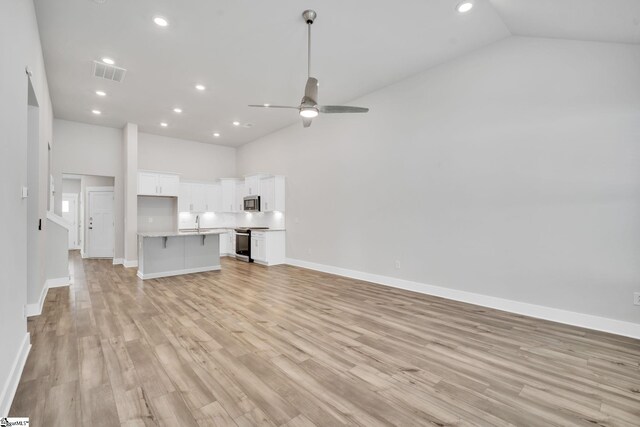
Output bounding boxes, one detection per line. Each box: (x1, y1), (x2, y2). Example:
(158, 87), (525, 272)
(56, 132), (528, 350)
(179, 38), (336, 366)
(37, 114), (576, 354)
(235, 232), (250, 236)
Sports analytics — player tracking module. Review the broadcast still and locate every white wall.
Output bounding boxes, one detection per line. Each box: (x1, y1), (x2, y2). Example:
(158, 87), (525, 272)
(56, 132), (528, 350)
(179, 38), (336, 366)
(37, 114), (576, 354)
(0, 0), (54, 416)
(238, 36), (640, 325)
(138, 197), (177, 233)
(138, 133), (236, 180)
(52, 120), (125, 258)
(45, 218), (70, 281)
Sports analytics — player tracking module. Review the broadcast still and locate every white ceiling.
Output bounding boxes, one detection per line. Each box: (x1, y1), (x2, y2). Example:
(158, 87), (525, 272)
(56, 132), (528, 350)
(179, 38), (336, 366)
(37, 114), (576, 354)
(491, 0), (640, 44)
(34, 0), (640, 147)
(34, 0), (509, 146)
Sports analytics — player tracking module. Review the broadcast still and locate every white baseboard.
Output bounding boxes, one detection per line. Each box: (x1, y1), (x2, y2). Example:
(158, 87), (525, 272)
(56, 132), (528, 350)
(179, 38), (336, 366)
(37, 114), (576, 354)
(47, 276), (71, 288)
(137, 265), (221, 280)
(123, 259), (138, 268)
(113, 258), (124, 265)
(0, 333), (31, 417)
(26, 276), (70, 317)
(285, 258), (640, 340)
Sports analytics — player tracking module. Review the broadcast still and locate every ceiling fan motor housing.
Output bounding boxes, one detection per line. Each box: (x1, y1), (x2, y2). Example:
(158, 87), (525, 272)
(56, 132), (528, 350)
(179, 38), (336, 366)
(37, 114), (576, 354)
(302, 9), (316, 24)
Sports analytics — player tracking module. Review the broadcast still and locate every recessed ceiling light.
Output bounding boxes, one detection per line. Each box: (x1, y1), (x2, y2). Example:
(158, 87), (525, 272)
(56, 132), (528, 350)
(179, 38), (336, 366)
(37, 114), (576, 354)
(160, 122), (168, 127)
(173, 107), (182, 113)
(263, 104), (271, 107)
(243, 123), (253, 128)
(153, 16), (169, 27)
(232, 121), (240, 126)
(213, 132), (220, 137)
(195, 84), (206, 91)
(95, 90), (106, 96)
(92, 109), (101, 115)
(101, 57), (115, 65)
(456, 2), (473, 13)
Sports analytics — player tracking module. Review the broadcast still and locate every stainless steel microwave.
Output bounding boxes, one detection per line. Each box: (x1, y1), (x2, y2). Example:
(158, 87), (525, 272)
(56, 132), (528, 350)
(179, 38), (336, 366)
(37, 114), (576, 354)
(243, 195), (261, 212)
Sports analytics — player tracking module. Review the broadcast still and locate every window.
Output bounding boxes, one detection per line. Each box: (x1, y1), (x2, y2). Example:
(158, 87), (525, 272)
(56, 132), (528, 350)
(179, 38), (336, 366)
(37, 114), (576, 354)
(62, 200), (69, 213)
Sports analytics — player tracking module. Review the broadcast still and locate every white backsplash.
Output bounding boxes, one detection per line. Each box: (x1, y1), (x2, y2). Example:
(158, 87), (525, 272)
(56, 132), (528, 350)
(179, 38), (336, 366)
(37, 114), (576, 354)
(178, 211), (285, 230)
(237, 211), (286, 229)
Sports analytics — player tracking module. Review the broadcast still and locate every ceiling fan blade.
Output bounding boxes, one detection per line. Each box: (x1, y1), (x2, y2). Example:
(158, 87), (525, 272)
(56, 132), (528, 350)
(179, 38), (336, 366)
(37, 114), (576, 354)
(304, 77), (319, 105)
(318, 105), (369, 114)
(302, 117), (313, 128)
(248, 105), (299, 109)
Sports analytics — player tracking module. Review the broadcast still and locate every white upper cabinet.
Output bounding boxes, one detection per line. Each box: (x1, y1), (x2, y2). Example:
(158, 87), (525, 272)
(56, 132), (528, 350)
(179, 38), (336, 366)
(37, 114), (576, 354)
(179, 182), (218, 213)
(138, 172), (158, 195)
(178, 183), (191, 212)
(204, 183), (221, 213)
(190, 183), (206, 213)
(245, 175), (261, 196)
(260, 176), (285, 212)
(235, 180), (246, 212)
(157, 174), (180, 197)
(220, 179), (237, 213)
(138, 171), (180, 197)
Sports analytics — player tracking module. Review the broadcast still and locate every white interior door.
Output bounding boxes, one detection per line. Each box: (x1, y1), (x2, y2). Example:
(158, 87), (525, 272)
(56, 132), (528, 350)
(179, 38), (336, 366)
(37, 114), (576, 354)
(62, 193), (79, 249)
(88, 191), (114, 258)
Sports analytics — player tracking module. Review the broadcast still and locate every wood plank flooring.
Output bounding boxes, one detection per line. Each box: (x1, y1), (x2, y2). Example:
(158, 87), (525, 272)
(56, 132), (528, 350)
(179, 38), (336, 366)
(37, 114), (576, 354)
(10, 251), (640, 426)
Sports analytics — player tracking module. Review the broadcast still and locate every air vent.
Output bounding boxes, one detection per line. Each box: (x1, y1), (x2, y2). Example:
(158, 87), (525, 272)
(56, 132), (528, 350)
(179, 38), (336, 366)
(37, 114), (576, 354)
(92, 60), (126, 83)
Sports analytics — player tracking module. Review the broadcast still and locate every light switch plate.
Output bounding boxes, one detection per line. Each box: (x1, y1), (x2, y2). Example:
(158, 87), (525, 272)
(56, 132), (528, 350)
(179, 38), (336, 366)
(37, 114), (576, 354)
(21, 186), (28, 198)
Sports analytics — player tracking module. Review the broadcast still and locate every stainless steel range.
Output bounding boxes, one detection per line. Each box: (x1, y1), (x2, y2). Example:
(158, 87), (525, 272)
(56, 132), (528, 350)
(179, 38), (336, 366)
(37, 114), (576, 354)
(234, 227), (269, 262)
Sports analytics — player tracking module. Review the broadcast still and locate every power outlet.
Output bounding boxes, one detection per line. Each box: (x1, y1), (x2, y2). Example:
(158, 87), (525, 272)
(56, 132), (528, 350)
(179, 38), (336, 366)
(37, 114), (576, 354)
(634, 292), (640, 306)
(395, 260), (401, 269)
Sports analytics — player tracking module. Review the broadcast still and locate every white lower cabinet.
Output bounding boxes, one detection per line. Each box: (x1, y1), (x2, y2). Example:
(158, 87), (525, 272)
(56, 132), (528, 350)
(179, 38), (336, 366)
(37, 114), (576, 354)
(250, 231), (285, 265)
(220, 231), (236, 256)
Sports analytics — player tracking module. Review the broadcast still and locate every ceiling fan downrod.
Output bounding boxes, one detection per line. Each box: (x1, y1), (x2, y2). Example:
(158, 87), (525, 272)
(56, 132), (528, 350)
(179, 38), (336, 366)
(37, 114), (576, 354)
(302, 10), (316, 79)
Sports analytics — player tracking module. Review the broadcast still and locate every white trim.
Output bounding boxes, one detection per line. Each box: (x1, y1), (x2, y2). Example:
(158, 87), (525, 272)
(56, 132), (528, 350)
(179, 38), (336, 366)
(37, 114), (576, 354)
(25, 276), (70, 317)
(137, 265), (221, 280)
(123, 259), (138, 268)
(113, 258), (124, 265)
(46, 211), (69, 230)
(47, 276), (71, 288)
(86, 186), (114, 192)
(254, 259), (283, 266)
(285, 258), (640, 340)
(0, 333), (30, 417)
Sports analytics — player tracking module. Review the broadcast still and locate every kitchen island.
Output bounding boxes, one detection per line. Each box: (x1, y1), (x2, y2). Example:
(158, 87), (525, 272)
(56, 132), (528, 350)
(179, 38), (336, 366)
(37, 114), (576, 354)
(137, 229), (229, 280)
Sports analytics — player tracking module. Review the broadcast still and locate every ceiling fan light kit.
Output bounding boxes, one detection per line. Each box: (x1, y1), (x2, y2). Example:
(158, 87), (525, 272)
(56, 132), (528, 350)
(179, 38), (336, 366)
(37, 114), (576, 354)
(249, 10), (369, 128)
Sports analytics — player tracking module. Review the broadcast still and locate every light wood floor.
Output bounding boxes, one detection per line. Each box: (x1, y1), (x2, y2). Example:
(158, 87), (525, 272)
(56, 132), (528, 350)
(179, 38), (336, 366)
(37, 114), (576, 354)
(10, 251), (640, 426)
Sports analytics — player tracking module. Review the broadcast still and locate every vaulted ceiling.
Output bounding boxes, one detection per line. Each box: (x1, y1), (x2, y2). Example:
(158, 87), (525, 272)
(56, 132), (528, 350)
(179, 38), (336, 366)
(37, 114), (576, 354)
(34, 0), (640, 147)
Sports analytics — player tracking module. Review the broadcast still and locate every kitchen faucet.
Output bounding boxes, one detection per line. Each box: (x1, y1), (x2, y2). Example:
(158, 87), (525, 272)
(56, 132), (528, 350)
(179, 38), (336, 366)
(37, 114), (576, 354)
(195, 215), (200, 233)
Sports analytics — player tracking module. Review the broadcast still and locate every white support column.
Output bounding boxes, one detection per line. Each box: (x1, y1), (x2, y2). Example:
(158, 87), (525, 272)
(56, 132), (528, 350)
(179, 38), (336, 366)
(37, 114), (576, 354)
(123, 123), (138, 266)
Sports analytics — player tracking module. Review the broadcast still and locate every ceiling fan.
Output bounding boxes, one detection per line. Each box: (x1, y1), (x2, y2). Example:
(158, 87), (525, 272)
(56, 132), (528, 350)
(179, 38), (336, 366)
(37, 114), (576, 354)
(249, 10), (369, 128)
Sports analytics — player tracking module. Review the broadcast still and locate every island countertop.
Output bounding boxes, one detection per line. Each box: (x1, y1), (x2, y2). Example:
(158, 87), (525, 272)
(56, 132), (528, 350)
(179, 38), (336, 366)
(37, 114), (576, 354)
(137, 229), (232, 238)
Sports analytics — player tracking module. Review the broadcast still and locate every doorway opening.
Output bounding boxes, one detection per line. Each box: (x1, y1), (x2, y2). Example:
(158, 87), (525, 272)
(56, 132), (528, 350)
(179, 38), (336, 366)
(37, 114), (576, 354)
(62, 174), (115, 259)
(27, 77), (41, 306)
